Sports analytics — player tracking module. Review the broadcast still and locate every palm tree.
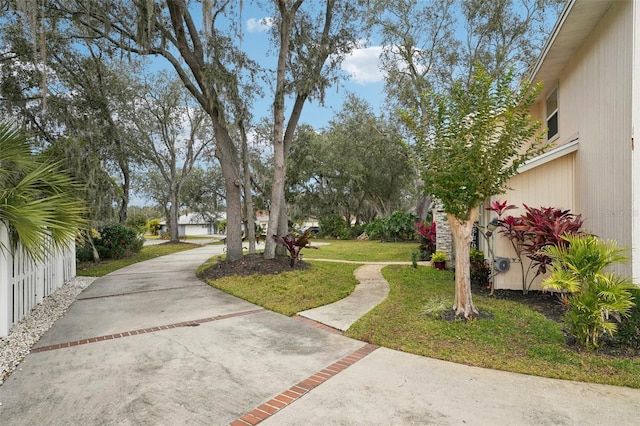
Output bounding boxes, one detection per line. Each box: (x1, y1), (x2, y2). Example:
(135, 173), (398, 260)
(0, 122), (86, 261)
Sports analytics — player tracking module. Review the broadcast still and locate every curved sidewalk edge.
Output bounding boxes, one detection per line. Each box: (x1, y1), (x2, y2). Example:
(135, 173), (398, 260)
(297, 263), (391, 331)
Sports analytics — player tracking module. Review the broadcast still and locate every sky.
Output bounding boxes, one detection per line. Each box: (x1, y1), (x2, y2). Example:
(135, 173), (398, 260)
(189, 3), (387, 131)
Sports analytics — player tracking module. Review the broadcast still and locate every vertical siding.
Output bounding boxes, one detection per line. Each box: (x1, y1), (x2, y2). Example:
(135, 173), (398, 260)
(501, 1), (633, 285)
(559, 1), (633, 270)
(493, 154), (575, 291)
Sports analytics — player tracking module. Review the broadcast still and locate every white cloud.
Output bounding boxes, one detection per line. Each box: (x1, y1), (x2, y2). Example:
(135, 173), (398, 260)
(246, 17), (274, 33)
(341, 45), (384, 85)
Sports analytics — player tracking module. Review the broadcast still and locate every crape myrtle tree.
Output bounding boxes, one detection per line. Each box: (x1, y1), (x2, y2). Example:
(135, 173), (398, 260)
(401, 66), (548, 318)
(367, 0), (563, 220)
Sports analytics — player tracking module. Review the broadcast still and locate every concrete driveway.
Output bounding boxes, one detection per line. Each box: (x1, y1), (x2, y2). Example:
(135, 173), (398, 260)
(1, 244), (639, 425)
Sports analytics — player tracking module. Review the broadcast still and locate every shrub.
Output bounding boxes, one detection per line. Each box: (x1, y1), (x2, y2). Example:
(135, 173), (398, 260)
(365, 218), (386, 241)
(470, 248), (490, 288)
(147, 218), (162, 236)
(386, 211), (417, 241)
(94, 223), (145, 259)
(319, 214), (349, 239)
(542, 235), (635, 350)
(616, 288), (640, 350)
(415, 221), (436, 260)
(75, 245), (94, 262)
(126, 214), (148, 235)
(349, 224), (366, 238)
(365, 212), (418, 242)
(422, 295), (450, 319)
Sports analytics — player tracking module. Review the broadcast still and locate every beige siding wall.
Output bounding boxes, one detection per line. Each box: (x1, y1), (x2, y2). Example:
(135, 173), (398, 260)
(493, 154), (575, 291)
(558, 1), (633, 268)
(498, 1), (634, 287)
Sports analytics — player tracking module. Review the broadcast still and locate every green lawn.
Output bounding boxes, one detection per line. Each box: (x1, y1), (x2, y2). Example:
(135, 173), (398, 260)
(203, 260), (359, 316)
(304, 239), (417, 262)
(345, 265), (640, 388)
(76, 242), (199, 276)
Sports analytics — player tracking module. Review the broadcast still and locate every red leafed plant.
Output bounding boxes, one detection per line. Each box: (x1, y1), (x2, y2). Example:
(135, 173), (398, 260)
(415, 221), (436, 260)
(487, 202), (584, 293)
(272, 228), (318, 267)
(487, 200), (517, 218)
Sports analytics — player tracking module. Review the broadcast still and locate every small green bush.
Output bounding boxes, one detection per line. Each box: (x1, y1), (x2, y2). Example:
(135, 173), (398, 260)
(616, 288), (640, 350)
(147, 218), (162, 236)
(126, 214), (148, 235)
(470, 248), (490, 288)
(94, 223), (145, 259)
(75, 245), (94, 262)
(421, 295), (450, 319)
(350, 224), (366, 238)
(365, 218), (386, 240)
(319, 214), (349, 239)
(365, 211), (417, 242)
(386, 211), (417, 241)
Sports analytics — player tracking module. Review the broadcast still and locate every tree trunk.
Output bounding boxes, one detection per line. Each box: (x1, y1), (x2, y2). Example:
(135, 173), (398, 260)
(241, 125), (256, 254)
(214, 130), (243, 262)
(448, 209), (479, 319)
(118, 163), (130, 224)
(264, 7), (294, 260)
(169, 187), (179, 243)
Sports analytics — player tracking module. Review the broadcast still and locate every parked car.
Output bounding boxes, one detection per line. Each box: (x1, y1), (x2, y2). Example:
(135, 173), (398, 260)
(302, 226), (320, 235)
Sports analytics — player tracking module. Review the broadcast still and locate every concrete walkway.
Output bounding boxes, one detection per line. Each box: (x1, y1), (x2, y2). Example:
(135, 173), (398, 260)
(1, 246), (639, 425)
(300, 262), (395, 331)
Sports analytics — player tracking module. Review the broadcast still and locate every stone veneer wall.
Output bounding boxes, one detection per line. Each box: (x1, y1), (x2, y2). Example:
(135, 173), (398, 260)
(433, 200), (453, 263)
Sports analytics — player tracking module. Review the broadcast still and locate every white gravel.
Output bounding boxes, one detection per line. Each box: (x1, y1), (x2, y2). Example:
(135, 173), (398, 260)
(0, 276), (96, 386)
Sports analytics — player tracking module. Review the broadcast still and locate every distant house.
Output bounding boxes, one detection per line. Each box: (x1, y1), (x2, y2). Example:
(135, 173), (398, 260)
(254, 210), (319, 234)
(484, 0), (640, 290)
(159, 212), (222, 237)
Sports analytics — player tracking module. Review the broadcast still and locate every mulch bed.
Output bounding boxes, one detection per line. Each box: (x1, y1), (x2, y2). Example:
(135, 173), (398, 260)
(197, 253), (309, 281)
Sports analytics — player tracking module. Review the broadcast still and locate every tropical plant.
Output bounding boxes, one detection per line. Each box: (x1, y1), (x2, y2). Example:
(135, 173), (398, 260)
(488, 202), (584, 293)
(0, 122), (86, 261)
(431, 252), (447, 263)
(272, 228), (319, 267)
(421, 295), (451, 319)
(416, 221), (436, 260)
(617, 288), (640, 350)
(542, 235), (636, 349)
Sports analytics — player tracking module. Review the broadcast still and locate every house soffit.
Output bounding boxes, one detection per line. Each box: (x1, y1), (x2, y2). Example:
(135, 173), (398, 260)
(530, 0), (613, 100)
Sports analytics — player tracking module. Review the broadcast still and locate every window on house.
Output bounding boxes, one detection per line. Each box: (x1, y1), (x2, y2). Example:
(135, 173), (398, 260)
(546, 87), (558, 140)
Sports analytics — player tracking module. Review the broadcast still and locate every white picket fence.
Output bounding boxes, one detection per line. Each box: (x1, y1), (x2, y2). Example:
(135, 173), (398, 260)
(0, 224), (76, 337)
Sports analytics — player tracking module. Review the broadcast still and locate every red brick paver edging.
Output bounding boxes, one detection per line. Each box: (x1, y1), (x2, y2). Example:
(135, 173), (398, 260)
(30, 308), (264, 353)
(229, 343), (379, 425)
